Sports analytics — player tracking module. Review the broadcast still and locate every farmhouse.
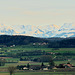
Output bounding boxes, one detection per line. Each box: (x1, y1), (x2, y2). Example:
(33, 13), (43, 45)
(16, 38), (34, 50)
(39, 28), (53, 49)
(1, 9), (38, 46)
(64, 62), (73, 68)
(56, 62), (73, 68)
(29, 65), (41, 70)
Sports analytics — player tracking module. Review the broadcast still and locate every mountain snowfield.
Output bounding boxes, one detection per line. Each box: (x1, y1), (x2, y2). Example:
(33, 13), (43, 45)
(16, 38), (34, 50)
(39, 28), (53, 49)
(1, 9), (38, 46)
(0, 23), (75, 38)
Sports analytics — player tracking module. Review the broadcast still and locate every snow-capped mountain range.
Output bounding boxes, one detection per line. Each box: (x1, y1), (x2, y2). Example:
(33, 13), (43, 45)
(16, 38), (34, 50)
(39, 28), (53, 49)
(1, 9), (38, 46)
(0, 23), (75, 38)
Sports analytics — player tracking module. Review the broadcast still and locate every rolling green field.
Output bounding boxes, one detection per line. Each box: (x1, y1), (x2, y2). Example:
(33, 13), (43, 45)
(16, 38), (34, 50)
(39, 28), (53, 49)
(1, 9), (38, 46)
(0, 46), (75, 65)
(0, 46), (75, 75)
(2, 46), (75, 52)
(0, 46), (75, 69)
(1, 46), (75, 57)
(0, 72), (75, 75)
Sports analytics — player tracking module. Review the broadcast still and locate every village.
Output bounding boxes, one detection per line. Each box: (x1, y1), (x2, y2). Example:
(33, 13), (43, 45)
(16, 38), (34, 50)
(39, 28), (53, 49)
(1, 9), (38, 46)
(17, 62), (75, 71)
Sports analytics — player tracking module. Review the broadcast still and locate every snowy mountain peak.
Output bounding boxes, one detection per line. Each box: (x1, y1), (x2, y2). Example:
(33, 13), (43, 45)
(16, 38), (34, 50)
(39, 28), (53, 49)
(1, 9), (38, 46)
(0, 23), (75, 38)
(48, 24), (60, 29)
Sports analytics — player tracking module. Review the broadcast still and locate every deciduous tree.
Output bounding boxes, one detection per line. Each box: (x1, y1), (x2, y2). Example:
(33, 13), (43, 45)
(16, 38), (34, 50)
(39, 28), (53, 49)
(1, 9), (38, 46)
(8, 66), (16, 75)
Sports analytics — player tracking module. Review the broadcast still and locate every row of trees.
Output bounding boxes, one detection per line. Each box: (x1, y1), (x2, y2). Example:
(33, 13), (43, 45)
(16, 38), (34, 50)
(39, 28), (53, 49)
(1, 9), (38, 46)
(20, 55), (53, 62)
(2, 50), (50, 58)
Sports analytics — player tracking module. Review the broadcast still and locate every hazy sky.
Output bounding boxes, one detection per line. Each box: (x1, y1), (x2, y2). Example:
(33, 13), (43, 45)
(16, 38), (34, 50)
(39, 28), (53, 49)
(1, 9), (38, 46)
(0, 0), (75, 26)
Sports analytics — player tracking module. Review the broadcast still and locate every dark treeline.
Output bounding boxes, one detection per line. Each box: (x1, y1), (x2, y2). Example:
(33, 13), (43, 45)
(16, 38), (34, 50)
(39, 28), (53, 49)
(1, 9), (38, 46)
(17, 50), (49, 57)
(0, 35), (48, 46)
(0, 50), (50, 58)
(0, 35), (75, 48)
(48, 38), (75, 48)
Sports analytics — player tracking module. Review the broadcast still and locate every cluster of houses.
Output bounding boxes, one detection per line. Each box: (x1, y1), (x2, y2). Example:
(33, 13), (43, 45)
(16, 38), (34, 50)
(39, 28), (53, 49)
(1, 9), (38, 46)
(33, 42), (48, 46)
(17, 62), (75, 70)
(56, 62), (73, 68)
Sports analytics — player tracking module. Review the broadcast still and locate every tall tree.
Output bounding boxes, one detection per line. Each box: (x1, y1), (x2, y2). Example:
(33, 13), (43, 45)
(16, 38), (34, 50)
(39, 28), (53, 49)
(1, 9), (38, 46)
(27, 63), (30, 70)
(8, 66), (16, 75)
(41, 62), (44, 70)
(0, 58), (6, 66)
(49, 59), (55, 69)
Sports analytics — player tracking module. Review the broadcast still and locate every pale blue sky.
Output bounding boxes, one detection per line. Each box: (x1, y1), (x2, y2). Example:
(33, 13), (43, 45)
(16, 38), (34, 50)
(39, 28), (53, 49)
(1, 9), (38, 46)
(0, 0), (75, 26)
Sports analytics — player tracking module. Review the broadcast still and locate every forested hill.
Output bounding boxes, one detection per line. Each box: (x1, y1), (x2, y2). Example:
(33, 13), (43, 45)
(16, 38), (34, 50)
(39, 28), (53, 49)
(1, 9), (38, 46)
(0, 35), (48, 46)
(0, 35), (75, 48)
(48, 37), (75, 48)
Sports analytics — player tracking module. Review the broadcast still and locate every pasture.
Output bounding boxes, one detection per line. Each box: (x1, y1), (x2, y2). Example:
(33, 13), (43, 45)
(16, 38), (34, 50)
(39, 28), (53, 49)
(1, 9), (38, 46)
(0, 46), (75, 71)
(0, 46), (75, 67)
(0, 46), (75, 75)
(0, 72), (75, 75)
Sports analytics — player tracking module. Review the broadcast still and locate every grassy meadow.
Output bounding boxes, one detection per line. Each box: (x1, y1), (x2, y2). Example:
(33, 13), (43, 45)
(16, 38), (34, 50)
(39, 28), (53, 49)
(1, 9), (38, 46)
(0, 46), (75, 66)
(0, 45), (75, 75)
(0, 72), (75, 75)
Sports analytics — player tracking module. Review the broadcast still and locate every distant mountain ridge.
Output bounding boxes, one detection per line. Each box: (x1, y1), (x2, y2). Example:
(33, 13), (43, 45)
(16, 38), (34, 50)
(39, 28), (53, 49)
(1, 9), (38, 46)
(0, 23), (75, 38)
